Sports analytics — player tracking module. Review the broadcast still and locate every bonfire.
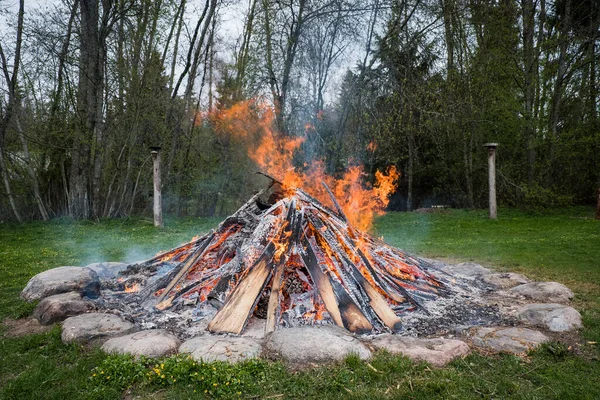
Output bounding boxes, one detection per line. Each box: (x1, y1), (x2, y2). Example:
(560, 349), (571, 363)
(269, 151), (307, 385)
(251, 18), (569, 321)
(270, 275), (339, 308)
(95, 100), (456, 336)
(115, 179), (449, 336)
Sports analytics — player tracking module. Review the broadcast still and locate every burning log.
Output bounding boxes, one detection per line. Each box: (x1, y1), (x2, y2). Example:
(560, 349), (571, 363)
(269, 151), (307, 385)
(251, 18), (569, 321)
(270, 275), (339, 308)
(113, 184), (450, 335)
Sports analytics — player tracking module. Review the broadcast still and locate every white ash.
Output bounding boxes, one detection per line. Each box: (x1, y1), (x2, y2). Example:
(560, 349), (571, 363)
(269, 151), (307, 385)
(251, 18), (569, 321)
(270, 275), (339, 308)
(90, 256), (514, 341)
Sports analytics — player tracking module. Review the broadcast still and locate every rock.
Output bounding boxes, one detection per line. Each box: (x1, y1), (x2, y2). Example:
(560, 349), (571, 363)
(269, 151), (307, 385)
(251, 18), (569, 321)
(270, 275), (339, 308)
(102, 329), (180, 358)
(369, 335), (470, 367)
(179, 336), (262, 363)
(468, 327), (549, 354)
(509, 282), (573, 303)
(446, 262), (491, 277)
(265, 325), (371, 365)
(517, 303), (582, 332)
(482, 273), (529, 289)
(32, 292), (95, 325)
(85, 262), (129, 282)
(21, 267), (100, 302)
(61, 313), (135, 344)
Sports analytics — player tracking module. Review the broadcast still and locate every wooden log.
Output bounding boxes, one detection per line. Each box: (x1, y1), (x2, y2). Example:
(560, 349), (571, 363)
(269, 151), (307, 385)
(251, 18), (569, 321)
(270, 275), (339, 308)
(125, 233), (211, 273)
(155, 231), (215, 307)
(299, 240), (344, 328)
(305, 214), (403, 331)
(320, 181), (348, 222)
(314, 212), (409, 305)
(296, 189), (343, 223)
(264, 261), (285, 334)
(208, 243), (275, 334)
(301, 235), (372, 334)
(206, 251), (244, 309)
(265, 199), (302, 334)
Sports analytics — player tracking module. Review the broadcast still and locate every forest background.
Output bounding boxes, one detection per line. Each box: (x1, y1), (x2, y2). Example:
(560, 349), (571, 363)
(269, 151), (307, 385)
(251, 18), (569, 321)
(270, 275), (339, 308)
(0, 0), (598, 222)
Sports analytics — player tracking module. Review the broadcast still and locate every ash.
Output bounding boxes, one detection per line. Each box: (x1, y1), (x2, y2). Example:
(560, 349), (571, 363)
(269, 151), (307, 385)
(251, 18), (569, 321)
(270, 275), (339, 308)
(398, 264), (517, 337)
(92, 257), (514, 341)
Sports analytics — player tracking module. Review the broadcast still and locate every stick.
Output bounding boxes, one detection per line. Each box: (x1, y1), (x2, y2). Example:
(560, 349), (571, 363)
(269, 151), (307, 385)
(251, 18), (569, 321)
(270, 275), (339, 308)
(255, 171), (283, 186)
(208, 243), (275, 334)
(320, 181), (348, 222)
(155, 230), (215, 307)
(301, 234), (372, 334)
(265, 261), (285, 334)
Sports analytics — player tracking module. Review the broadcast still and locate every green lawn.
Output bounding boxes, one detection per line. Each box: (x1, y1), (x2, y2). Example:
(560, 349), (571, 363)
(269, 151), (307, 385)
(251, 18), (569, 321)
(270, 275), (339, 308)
(1, 208), (599, 399)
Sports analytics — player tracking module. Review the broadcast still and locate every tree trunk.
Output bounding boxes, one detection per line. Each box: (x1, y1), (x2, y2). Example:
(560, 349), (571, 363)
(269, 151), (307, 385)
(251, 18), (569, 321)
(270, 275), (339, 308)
(548, 0), (571, 139)
(16, 115), (49, 220)
(522, 0), (536, 183)
(0, 149), (22, 222)
(406, 130), (414, 211)
(0, 0), (25, 222)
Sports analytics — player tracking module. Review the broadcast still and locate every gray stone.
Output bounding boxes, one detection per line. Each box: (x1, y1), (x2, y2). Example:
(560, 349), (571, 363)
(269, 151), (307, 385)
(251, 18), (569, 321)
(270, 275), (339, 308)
(509, 282), (573, 303)
(468, 327), (549, 354)
(369, 335), (470, 367)
(482, 273), (529, 289)
(102, 329), (180, 358)
(265, 325), (371, 365)
(179, 335), (262, 363)
(517, 303), (582, 332)
(61, 313), (135, 344)
(446, 262), (491, 277)
(21, 267), (100, 302)
(33, 292), (95, 325)
(86, 262), (129, 281)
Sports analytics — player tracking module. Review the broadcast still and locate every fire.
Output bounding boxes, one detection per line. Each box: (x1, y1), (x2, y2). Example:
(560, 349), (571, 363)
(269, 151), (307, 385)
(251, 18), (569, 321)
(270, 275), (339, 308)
(211, 100), (399, 231)
(125, 282), (140, 293)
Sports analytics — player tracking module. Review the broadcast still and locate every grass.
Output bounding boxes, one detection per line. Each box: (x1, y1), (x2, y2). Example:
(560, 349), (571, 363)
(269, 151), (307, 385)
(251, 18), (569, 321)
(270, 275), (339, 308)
(1, 208), (599, 399)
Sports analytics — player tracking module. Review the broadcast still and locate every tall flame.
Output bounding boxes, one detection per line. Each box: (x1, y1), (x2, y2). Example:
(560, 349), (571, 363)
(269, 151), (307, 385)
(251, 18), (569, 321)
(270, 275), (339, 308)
(210, 99), (399, 231)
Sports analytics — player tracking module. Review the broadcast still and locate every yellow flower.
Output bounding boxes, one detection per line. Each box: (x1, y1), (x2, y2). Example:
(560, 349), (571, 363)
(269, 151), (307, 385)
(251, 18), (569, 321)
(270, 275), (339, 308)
(213, 383), (218, 387)
(160, 363), (165, 369)
(226, 382), (229, 386)
(161, 374), (165, 379)
(92, 374), (96, 377)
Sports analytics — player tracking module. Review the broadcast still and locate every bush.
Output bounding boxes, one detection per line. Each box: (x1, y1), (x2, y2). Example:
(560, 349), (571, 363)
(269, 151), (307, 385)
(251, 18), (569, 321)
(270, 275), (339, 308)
(520, 184), (574, 209)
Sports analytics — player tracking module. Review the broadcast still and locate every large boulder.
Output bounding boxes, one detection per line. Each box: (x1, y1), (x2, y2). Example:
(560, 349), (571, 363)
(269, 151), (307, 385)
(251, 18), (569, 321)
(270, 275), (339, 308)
(446, 262), (491, 277)
(509, 282), (573, 303)
(517, 303), (582, 332)
(21, 267), (100, 302)
(369, 335), (470, 367)
(265, 325), (371, 365)
(102, 329), (180, 358)
(33, 292), (95, 325)
(468, 327), (549, 354)
(61, 313), (135, 344)
(482, 273), (529, 289)
(179, 336), (262, 363)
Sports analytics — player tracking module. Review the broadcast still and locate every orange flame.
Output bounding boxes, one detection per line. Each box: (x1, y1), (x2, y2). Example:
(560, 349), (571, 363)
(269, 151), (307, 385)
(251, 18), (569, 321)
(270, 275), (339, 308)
(211, 99), (399, 231)
(125, 282), (140, 293)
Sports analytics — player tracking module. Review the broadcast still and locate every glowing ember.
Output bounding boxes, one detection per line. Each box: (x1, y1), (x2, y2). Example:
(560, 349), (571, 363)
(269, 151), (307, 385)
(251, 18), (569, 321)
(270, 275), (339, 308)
(125, 282), (140, 293)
